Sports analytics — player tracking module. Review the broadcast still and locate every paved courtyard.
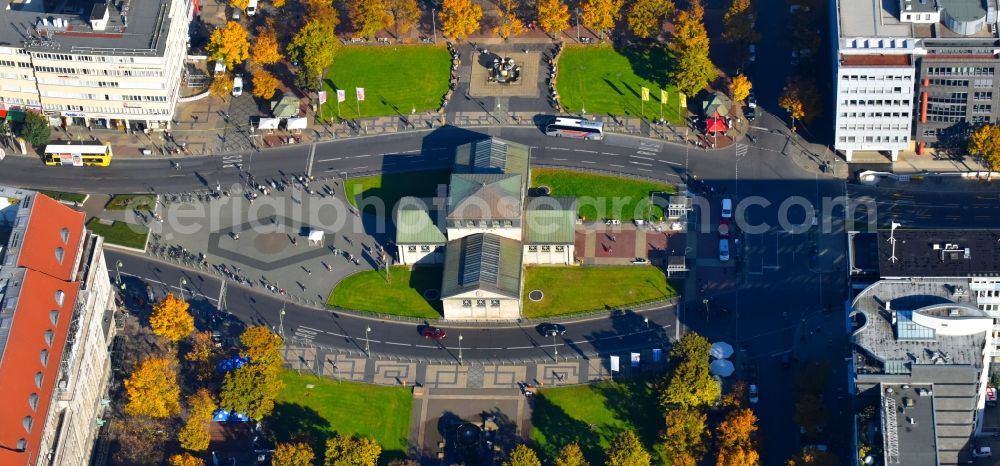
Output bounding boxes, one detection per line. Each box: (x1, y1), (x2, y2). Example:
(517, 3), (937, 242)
(574, 223), (682, 265)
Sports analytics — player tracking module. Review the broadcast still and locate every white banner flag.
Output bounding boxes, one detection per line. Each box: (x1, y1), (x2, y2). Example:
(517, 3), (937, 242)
(336, 89), (346, 103)
(610, 355), (620, 372)
(318, 91), (327, 105)
(356, 87), (365, 101)
(630, 352), (641, 368)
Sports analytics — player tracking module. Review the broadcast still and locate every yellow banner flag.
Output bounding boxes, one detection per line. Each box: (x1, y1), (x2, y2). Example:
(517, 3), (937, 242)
(660, 89), (668, 104)
(679, 92), (687, 108)
(641, 87), (650, 102)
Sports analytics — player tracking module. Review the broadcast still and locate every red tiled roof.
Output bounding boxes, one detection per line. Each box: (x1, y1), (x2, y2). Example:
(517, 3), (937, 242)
(0, 270), (79, 464)
(17, 194), (85, 281)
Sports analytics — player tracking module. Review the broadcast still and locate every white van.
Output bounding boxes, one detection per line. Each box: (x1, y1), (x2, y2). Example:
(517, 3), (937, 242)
(721, 198), (733, 219)
(232, 75), (243, 96)
(247, 0), (257, 15)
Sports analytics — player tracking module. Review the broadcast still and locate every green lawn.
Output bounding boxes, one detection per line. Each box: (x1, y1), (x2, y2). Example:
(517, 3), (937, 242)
(39, 190), (87, 204)
(85, 218), (149, 249)
(556, 44), (685, 124)
(105, 194), (157, 211)
(532, 377), (666, 465)
(322, 46), (451, 120)
(522, 266), (674, 318)
(268, 370), (412, 462)
(345, 169), (451, 215)
(531, 168), (675, 221)
(329, 266), (442, 318)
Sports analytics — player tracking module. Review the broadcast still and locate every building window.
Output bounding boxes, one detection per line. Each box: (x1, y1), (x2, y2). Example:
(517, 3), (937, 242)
(476, 299), (486, 307)
(420, 245), (431, 252)
(504, 220), (513, 227)
(49, 310), (58, 325)
(54, 247), (64, 264)
(59, 228), (69, 243)
(490, 299), (501, 307)
(555, 245), (565, 252)
(462, 299), (472, 307)
(40, 349), (49, 367)
(34, 372), (42, 388)
(541, 245), (551, 252)
(528, 245), (538, 252)
(28, 393), (38, 411)
(43, 330), (53, 346)
(54, 290), (64, 307)
(407, 246), (417, 252)
(22, 416), (32, 433)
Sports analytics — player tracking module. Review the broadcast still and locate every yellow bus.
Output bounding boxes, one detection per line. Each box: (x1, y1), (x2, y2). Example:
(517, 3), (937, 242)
(43, 143), (113, 167)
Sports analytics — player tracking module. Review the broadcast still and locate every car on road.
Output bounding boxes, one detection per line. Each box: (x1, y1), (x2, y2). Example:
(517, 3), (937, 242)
(749, 384), (759, 404)
(747, 91), (757, 108)
(537, 323), (567, 336)
(973, 446), (992, 458)
(744, 106), (756, 122)
(421, 326), (447, 340)
(232, 75), (243, 97)
(748, 44), (757, 63)
(719, 239), (730, 262)
(721, 198), (733, 218)
(719, 218), (732, 238)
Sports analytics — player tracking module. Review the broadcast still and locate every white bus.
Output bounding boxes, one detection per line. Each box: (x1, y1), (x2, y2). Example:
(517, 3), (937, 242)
(545, 117), (604, 140)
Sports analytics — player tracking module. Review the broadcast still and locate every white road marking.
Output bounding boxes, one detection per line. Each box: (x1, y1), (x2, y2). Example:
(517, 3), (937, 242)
(383, 341), (412, 346)
(317, 157), (342, 162)
(549, 147), (571, 151)
(574, 149), (599, 154)
(476, 347), (503, 350)
(353, 154), (371, 158)
(601, 152), (620, 156)
(553, 158), (568, 161)
(637, 150), (657, 156)
(661, 160), (682, 166)
(638, 168), (652, 172)
(414, 344), (439, 348)
(630, 161), (652, 166)
(609, 163), (625, 168)
(507, 345), (535, 350)
(581, 160), (596, 164)
(349, 166), (368, 170)
(306, 143), (317, 177)
(400, 149), (420, 153)
(630, 155), (653, 160)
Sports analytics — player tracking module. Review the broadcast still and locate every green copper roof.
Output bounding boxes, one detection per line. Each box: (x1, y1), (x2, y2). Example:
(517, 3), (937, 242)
(524, 197), (577, 244)
(454, 137), (530, 179)
(394, 198), (446, 244)
(447, 173), (522, 220)
(441, 233), (523, 298)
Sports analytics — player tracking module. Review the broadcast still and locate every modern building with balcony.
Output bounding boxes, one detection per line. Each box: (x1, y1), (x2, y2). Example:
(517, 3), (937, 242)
(0, 0), (193, 131)
(832, 0), (1000, 161)
(0, 186), (117, 466)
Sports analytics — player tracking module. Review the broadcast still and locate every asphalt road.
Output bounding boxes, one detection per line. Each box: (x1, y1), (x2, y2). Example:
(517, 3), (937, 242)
(108, 249), (679, 363)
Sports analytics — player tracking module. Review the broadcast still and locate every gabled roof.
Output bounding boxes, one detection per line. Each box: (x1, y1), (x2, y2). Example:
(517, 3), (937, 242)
(441, 233), (523, 298)
(271, 95), (300, 118)
(447, 173), (522, 220)
(524, 197), (577, 244)
(453, 137), (530, 179)
(395, 197), (446, 245)
(16, 194), (85, 281)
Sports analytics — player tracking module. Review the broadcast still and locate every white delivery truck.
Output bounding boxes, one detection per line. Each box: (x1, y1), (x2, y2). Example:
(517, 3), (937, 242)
(246, 0), (257, 15)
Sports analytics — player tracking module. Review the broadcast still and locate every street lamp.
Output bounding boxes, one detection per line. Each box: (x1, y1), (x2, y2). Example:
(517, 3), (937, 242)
(458, 334), (464, 366)
(431, 8), (437, 43)
(644, 317), (649, 329)
(365, 326), (372, 358)
(575, 7), (580, 42)
(279, 300), (287, 340)
(114, 260), (126, 290)
(179, 277), (186, 299)
(552, 333), (559, 362)
(702, 298), (709, 322)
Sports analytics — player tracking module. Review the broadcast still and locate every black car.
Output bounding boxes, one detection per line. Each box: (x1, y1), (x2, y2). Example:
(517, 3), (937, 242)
(746, 91), (757, 109)
(537, 323), (567, 337)
(744, 106), (756, 122)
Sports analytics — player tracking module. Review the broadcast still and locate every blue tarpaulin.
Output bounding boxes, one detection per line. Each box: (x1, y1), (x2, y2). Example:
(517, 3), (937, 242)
(212, 409), (251, 422)
(216, 355), (249, 373)
(213, 409), (230, 422)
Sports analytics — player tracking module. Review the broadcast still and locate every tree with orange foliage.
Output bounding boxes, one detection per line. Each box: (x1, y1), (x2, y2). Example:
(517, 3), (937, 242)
(273, 442), (316, 466)
(580, 0), (623, 39)
(302, 0), (340, 25)
(387, 0), (421, 35)
(439, 0), (483, 40)
(185, 331), (221, 382)
(124, 356), (181, 418)
(492, 0), (524, 39)
(715, 408), (760, 466)
(150, 293), (194, 343)
(252, 69), (280, 99)
(170, 453), (205, 466)
(536, 0), (570, 36)
(252, 22), (284, 66)
(662, 408), (707, 465)
(178, 389), (216, 451)
(207, 21), (250, 71)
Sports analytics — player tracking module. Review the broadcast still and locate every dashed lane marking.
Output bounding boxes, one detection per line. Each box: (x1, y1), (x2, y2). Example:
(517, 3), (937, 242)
(574, 149), (599, 154)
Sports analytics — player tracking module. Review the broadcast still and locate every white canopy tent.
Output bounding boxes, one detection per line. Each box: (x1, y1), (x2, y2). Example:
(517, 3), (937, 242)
(307, 229), (324, 245)
(257, 118), (280, 130)
(286, 117), (308, 130)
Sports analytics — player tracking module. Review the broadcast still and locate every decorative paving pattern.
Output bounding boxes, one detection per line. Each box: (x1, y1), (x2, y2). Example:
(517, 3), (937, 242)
(373, 361), (417, 386)
(318, 353), (368, 381)
(424, 365), (468, 388)
(208, 215), (335, 271)
(481, 365), (525, 389)
(534, 363), (581, 386)
(466, 364), (485, 389)
(469, 51), (541, 98)
(284, 347), (315, 371)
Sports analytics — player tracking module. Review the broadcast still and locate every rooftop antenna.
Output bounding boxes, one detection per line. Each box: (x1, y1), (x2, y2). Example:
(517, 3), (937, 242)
(889, 221), (901, 263)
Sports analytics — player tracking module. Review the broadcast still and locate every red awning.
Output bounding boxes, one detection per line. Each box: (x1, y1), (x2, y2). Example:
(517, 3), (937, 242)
(705, 117), (727, 133)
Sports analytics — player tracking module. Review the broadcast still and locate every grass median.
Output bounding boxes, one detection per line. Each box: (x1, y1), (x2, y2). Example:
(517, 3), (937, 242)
(531, 168), (675, 221)
(556, 44), (684, 124)
(85, 218), (149, 250)
(105, 194), (157, 211)
(269, 370), (412, 462)
(328, 266), (442, 318)
(522, 266), (674, 318)
(322, 46), (451, 120)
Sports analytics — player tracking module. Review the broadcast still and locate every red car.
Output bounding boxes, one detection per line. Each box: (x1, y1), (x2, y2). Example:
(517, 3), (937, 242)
(421, 326), (447, 340)
(719, 218), (732, 238)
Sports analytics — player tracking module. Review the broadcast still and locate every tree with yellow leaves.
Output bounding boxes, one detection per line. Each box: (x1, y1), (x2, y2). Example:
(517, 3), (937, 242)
(626, 0), (673, 38)
(210, 73), (234, 100)
(348, 0), (392, 39)
(504, 444), (541, 466)
(536, 0), (570, 36)
(715, 408), (760, 466)
(220, 326), (285, 420)
(150, 293), (194, 343)
(493, 0), (525, 39)
(439, 0), (483, 40)
(968, 124), (1000, 170)
(722, 0), (759, 44)
(606, 430), (650, 466)
(669, 0), (715, 97)
(730, 74), (751, 104)
(124, 356), (181, 418)
(662, 408), (707, 465)
(179, 389), (217, 452)
(273, 442), (316, 466)
(580, 0), (623, 39)
(207, 21), (250, 71)
(303, 0), (340, 24)
(252, 69), (280, 99)
(252, 22), (284, 66)
(185, 331), (222, 382)
(555, 443), (588, 466)
(170, 453), (205, 466)
(288, 19), (338, 91)
(231, 0), (249, 11)
(387, 0), (421, 35)
(239, 324), (284, 365)
(779, 78), (821, 129)
(324, 434), (382, 466)
(273, 0), (285, 7)
(785, 448), (838, 466)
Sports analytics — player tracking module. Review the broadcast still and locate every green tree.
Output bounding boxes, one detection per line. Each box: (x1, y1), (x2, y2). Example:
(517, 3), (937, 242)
(669, 0), (715, 96)
(669, 332), (711, 362)
(626, 0), (674, 38)
(580, 0), (623, 39)
(555, 443), (589, 466)
(20, 111), (51, 147)
(662, 408), (707, 464)
(288, 19), (339, 92)
(606, 430), (650, 466)
(722, 0), (759, 44)
(124, 356), (181, 418)
(348, 0), (391, 39)
(536, 0), (571, 36)
(219, 326), (285, 420)
(969, 124), (1000, 170)
(505, 445), (541, 466)
(273, 442), (316, 466)
(324, 434), (382, 466)
(150, 293), (194, 343)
